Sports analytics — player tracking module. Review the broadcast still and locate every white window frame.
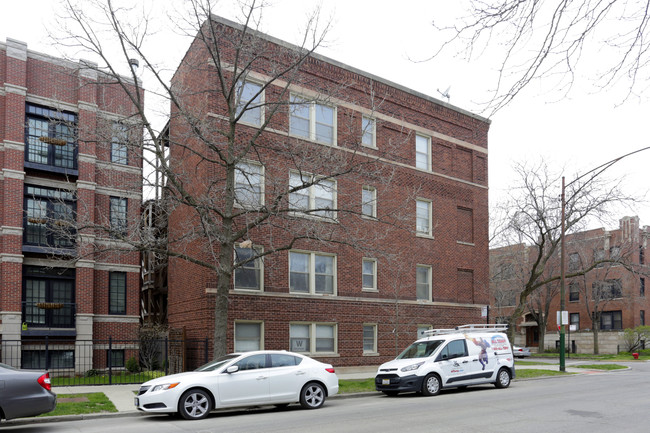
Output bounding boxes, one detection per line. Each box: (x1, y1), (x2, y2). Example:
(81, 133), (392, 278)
(234, 321), (264, 352)
(416, 198), (433, 237)
(415, 134), (431, 170)
(235, 80), (264, 126)
(416, 265), (432, 301)
(361, 186), (377, 218)
(289, 94), (337, 145)
(361, 116), (376, 148)
(234, 161), (264, 208)
(289, 171), (337, 219)
(363, 323), (378, 354)
(289, 250), (337, 295)
(289, 322), (338, 355)
(417, 325), (433, 338)
(233, 243), (264, 291)
(362, 258), (377, 291)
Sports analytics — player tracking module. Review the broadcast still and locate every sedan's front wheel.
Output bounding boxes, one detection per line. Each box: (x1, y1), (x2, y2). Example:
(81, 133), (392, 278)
(300, 382), (326, 409)
(178, 389), (212, 420)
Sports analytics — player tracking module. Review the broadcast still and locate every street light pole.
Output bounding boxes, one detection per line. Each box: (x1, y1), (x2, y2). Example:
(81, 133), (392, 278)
(560, 176), (566, 372)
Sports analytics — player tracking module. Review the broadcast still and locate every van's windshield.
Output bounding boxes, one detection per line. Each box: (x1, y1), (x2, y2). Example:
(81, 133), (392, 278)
(396, 339), (443, 359)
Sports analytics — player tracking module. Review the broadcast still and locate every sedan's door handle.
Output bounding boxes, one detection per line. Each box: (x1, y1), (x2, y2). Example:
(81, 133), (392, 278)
(295, 370), (306, 375)
(256, 376), (268, 380)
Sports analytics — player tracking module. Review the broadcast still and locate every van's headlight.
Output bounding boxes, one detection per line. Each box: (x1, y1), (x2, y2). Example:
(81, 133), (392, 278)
(151, 382), (180, 392)
(401, 362), (424, 372)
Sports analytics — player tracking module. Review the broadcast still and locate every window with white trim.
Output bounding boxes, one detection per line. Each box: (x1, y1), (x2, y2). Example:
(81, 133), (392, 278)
(234, 321), (263, 351)
(289, 95), (336, 144)
(289, 172), (336, 219)
(290, 323), (337, 354)
(289, 251), (336, 295)
(362, 186), (376, 218)
(416, 199), (432, 236)
(417, 325), (432, 338)
(234, 245), (263, 291)
(363, 324), (377, 353)
(361, 116), (376, 147)
(235, 80), (263, 125)
(416, 265), (432, 301)
(362, 258), (377, 291)
(415, 134), (430, 170)
(235, 161), (264, 208)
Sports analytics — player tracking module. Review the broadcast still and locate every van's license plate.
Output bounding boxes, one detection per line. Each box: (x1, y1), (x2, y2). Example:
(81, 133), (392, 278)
(382, 379), (390, 385)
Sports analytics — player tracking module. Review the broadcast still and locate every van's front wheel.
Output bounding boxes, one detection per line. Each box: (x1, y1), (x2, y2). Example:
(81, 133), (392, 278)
(421, 374), (441, 396)
(495, 368), (511, 389)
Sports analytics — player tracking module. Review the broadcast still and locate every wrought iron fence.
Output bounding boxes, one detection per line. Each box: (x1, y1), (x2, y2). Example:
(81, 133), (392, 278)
(0, 336), (209, 386)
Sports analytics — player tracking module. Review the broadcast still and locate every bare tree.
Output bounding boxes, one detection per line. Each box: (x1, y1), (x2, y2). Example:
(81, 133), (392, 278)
(492, 160), (635, 343)
(52, 0), (419, 358)
(430, 1), (650, 115)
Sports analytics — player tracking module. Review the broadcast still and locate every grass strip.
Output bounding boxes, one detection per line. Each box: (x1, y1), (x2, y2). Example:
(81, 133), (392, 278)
(573, 364), (627, 370)
(40, 392), (117, 417)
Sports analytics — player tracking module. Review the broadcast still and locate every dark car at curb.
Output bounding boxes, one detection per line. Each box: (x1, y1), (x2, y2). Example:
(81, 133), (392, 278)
(0, 362), (56, 421)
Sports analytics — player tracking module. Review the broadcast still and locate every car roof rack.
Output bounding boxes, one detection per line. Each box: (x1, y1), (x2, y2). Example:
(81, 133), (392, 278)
(423, 324), (508, 336)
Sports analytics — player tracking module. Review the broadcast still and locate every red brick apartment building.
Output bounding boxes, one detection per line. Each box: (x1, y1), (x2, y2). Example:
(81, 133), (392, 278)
(0, 39), (142, 370)
(165, 16), (491, 366)
(490, 216), (650, 354)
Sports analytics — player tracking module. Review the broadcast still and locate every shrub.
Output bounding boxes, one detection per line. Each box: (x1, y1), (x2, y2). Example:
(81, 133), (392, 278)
(85, 369), (100, 377)
(126, 356), (140, 373)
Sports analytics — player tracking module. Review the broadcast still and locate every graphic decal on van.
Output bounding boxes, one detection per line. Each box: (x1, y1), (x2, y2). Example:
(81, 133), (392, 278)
(490, 335), (510, 352)
(470, 337), (490, 370)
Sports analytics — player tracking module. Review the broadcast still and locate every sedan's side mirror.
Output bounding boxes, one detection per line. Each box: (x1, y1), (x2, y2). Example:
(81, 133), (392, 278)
(226, 365), (239, 374)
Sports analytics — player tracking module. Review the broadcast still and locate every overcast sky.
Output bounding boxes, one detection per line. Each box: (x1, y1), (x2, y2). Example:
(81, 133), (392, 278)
(2, 0), (649, 229)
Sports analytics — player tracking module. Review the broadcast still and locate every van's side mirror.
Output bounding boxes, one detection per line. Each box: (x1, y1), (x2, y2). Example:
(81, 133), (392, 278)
(226, 365), (239, 374)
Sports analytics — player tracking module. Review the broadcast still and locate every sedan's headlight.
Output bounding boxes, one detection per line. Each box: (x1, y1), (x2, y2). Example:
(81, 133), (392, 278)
(151, 382), (180, 392)
(401, 362), (424, 372)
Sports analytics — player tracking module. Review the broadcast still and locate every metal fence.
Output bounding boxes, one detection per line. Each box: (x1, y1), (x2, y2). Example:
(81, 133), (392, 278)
(0, 337), (209, 386)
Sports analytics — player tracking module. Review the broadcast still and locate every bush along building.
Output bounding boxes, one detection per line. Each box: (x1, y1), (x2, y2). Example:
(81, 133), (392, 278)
(490, 216), (650, 354)
(0, 39), (142, 372)
(162, 15), (491, 367)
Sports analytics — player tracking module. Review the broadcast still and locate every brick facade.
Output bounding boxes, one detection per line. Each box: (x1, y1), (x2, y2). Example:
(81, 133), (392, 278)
(166, 17), (490, 366)
(0, 38), (142, 370)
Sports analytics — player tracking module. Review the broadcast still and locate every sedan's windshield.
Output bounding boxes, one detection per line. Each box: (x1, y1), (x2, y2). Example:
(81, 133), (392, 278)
(195, 354), (240, 372)
(397, 340), (443, 359)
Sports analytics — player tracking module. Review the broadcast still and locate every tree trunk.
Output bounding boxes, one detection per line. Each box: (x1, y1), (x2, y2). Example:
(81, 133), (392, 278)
(537, 325), (546, 353)
(591, 316), (600, 355)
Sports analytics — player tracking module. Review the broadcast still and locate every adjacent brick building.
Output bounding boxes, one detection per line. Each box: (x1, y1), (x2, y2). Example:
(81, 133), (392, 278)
(490, 216), (650, 354)
(0, 39), (142, 371)
(165, 16), (491, 366)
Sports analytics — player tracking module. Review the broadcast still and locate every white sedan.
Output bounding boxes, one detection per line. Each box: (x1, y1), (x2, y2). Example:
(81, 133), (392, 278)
(134, 350), (339, 420)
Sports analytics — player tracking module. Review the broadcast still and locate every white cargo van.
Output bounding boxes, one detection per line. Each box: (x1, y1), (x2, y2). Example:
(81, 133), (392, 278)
(375, 324), (515, 396)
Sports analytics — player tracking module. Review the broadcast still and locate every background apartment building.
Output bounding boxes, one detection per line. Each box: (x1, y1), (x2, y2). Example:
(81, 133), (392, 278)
(490, 216), (649, 353)
(0, 39), (142, 371)
(164, 16), (491, 366)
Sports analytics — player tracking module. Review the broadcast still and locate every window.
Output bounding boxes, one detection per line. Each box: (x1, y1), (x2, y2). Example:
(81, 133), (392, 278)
(289, 95), (336, 144)
(234, 245), (263, 291)
(361, 116), (376, 147)
(25, 103), (77, 171)
(417, 325), (432, 338)
(289, 323), (337, 354)
(594, 249), (606, 267)
(569, 282), (580, 302)
(642, 278), (646, 297)
(362, 258), (377, 290)
(234, 353), (267, 371)
(110, 197), (128, 236)
(610, 246), (621, 261)
(437, 339), (468, 361)
(111, 122), (128, 164)
(642, 310), (646, 326)
(235, 162), (264, 208)
(289, 172), (336, 219)
(109, 272), (126, 315)
(640, 246), (645, 264)
(23, 266), (75, 328)
(363, 324), (377, 353)
(416, 265), (432, 301)
(568, 253), (580, 272)
(456, 207), (473, 243)
(289, 251), (336, 295)
(361, 186), (376, 218)
(107, 349), (125, 368)
(415, 134), (431, 170)
(234, 322), (263, 352)
(270, 353), (301, 367)
(592, 279), (622, 301)
(600, 310), (623, 330)
(22, 350), (74, 369)
(24, 185), (75, 249)
(416, 199), (432, 236)
(236, 80), (263, 125)
(570, 313), (580, 330)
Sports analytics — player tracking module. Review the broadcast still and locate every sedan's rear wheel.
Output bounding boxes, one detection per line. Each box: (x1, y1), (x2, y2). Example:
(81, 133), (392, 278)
(300, 382), (326, 409)
(178, 389), (212, 420)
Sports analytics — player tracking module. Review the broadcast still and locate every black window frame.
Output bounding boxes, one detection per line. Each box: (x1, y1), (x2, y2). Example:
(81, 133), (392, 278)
(24, 103), (78, 174)
(110, 196), (128, 236)
(107, 349), (125, 368)
(600, 310), (623, 330)
(109, 272), (127, 315)
(569, 281), (580, 302)
(22, 266), (76, 329)
(23, 184), (76, 251)
(111, 122), (129, 165)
